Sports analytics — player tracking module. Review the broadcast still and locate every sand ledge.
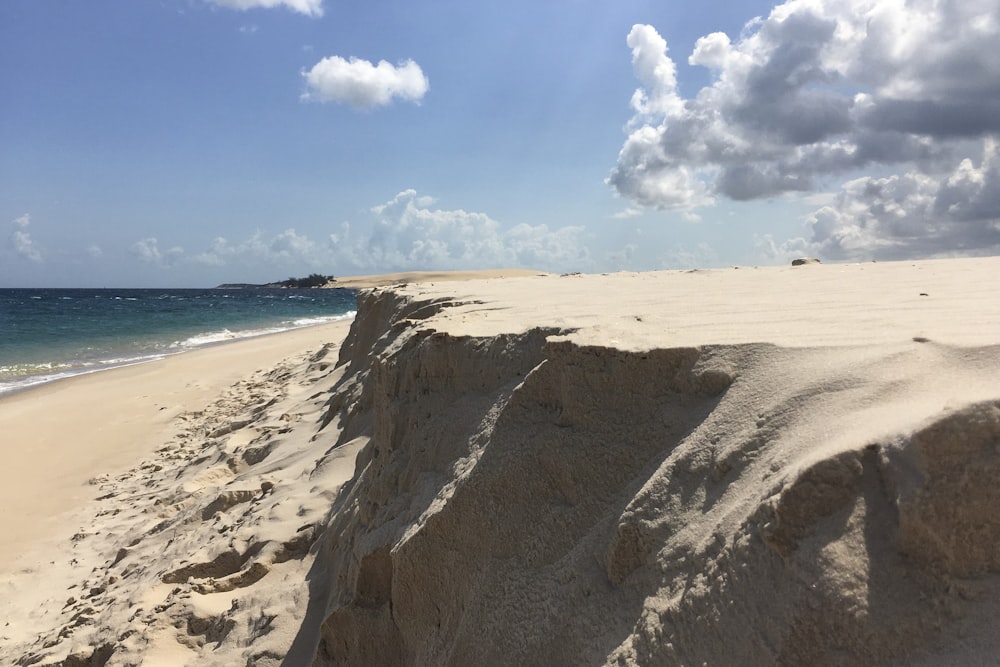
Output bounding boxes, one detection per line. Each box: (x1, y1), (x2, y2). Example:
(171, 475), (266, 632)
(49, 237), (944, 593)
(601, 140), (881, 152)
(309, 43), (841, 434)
(3, 258), (1000, 666)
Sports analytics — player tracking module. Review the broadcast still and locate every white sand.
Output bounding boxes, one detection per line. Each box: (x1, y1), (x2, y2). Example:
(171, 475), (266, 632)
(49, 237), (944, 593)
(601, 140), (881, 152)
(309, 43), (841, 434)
(3, 257), (1000, 666)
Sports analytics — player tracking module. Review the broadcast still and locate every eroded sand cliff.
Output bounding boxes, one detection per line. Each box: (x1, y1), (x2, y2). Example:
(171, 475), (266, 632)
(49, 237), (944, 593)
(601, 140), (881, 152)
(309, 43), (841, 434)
(303, 266), (1000, 665)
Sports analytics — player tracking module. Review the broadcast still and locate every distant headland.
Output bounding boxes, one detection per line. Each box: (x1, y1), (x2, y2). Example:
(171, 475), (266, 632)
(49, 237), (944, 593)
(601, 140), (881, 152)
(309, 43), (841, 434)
(216, 273), (336, 289)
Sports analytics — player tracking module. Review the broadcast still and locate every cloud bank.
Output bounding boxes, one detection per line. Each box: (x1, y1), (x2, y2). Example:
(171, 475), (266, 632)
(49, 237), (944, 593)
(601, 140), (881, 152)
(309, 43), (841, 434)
(205, 0), (322, 17)
(191, 229), (319, 268)
(302, 57), (429, 109)
(610, 0), (1000, 259)
(153, 191), (589, 276)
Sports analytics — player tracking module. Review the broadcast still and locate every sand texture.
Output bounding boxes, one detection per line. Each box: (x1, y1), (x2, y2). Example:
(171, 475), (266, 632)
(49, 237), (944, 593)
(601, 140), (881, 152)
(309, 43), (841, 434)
(3, 257), (1000, 665)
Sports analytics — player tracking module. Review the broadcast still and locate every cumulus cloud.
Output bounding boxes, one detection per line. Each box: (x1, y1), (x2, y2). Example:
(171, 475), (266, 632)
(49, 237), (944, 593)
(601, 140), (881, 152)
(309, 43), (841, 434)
(302, 56), (429, 109)
(205, 0), (322, 17)
(191, 228), (319, 267)
(608, 1), (1000, 256)
(627, 24), (684, 118)
(9, 214), (42, 262)
(358, 190), (588, 270)
(132, 237), (184, 267)
(801, 139), (1000, 259)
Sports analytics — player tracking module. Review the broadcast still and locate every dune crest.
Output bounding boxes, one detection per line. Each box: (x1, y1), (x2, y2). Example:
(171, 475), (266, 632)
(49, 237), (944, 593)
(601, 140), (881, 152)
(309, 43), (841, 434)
(304, 276), (1000, 665)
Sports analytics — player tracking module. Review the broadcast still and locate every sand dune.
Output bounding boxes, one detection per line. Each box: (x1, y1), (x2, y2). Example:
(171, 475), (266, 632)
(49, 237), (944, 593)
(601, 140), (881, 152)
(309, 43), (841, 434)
(2, 257), (1000, 665)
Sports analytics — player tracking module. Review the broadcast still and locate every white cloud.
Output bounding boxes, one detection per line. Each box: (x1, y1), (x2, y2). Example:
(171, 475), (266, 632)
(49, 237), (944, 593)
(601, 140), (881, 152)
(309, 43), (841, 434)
(302, 56), (429, 109)
(608, 0), (1000, 255)
(191, 228), (319, 268)
(86, 244), (103, 259)
(132, 237), (184, 267)
(613, 207), (644, 219)
(610, 124), (713, 209)
(205, 0), (322, 17)
(357, 190), (589, 271)
(626, 24), (684, 118)
(9, 214), (42, 262)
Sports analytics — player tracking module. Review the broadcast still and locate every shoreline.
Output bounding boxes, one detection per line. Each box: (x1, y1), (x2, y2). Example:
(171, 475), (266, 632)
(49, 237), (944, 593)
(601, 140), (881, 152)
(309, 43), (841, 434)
(0, 312), (357, 399)
(0, 318), (355, 570)
(0, 286), (357, 401)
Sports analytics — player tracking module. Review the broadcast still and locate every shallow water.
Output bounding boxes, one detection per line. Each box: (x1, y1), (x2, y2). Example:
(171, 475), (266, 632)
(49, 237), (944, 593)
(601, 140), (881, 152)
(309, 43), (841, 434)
(0, 287), (356, 395)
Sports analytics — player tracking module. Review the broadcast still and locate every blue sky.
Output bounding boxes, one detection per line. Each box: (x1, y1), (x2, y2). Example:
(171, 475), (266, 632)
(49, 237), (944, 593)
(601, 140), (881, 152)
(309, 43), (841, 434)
(3, 0), (999, 287)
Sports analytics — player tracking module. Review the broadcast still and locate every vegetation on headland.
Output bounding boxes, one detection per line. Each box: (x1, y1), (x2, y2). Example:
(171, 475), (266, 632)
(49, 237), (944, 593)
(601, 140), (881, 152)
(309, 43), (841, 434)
(216, 273), (336, 289)
(272, 273), (336, 288)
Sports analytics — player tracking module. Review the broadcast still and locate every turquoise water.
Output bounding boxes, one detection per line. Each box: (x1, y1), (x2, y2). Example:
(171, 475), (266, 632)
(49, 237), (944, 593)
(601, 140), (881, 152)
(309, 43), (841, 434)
(0, 288), (357, 396)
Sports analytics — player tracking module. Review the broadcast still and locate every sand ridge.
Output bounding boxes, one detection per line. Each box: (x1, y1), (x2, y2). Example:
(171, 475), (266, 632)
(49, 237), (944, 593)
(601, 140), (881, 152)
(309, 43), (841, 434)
(371, 257), (1000, 348)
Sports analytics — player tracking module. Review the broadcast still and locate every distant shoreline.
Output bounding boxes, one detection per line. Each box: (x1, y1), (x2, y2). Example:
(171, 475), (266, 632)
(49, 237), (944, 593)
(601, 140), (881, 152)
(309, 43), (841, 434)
(328, 268), (548, 289)
(215, 269), (546, 290)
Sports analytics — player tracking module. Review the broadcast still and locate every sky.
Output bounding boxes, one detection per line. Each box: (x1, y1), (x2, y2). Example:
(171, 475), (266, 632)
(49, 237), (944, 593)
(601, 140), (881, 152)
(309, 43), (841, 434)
(2, 0), (999, 287)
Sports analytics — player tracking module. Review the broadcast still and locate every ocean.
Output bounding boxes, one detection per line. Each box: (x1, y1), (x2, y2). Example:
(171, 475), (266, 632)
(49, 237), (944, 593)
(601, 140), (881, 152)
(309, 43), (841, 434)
(0, 287), (357, 397)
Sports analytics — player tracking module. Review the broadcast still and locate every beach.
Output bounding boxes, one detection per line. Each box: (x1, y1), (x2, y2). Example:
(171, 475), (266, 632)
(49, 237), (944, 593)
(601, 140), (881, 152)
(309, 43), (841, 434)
(0, 321), (355, 568)
(2, 258), (1000, 665)
(0, 320), (357, 665)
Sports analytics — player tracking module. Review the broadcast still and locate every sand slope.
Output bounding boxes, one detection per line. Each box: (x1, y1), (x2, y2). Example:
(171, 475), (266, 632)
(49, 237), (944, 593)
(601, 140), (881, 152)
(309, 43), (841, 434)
(3, 258), (1000, 665)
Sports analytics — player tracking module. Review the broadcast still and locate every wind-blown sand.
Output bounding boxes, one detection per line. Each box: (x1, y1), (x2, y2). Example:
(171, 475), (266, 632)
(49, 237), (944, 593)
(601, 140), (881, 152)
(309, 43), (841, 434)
(2, 257), (1000, 666)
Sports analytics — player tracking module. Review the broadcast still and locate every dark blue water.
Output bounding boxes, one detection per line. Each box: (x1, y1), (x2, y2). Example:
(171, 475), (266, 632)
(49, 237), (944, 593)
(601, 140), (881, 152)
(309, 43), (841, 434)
(0, 288), (357, 396)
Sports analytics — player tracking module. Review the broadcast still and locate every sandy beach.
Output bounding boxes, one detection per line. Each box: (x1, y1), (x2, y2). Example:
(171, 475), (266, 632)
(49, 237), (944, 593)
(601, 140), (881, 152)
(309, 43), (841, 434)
(0, 322), (354, 566)
(0, 321), (356, 665)
(2, 258), (1000, 665)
